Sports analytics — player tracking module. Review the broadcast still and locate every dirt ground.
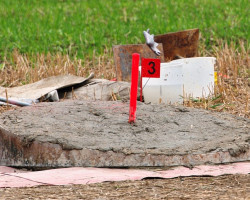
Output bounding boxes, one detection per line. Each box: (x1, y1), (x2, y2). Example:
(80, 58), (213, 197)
(0, 174), (249, 200)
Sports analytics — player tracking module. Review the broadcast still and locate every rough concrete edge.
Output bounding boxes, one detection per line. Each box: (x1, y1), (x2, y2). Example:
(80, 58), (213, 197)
(0, 127), (249, 168)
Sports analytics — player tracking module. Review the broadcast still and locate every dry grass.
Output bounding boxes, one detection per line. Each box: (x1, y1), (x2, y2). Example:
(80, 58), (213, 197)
(0, 105), (16, 114)
(184, 41), (249, 118)
(0, 48), (115, 87)
(0, 41), (249, 117)
(1, 174), (249, 200)
(213, 41), (249, 117)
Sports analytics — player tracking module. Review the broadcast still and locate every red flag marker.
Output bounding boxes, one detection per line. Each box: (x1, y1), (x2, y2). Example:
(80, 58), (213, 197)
(129, 53), (140, 123)
(140, 58), (161, 101)
(141, 58), (161, 78)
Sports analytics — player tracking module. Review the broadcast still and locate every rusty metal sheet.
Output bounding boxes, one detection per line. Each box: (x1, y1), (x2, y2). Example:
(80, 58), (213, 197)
(113, 44), (164, 81)
(154, 28), (199, 61)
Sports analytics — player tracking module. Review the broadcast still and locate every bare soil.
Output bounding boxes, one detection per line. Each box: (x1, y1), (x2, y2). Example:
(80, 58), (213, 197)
(0, 174), (249, 200)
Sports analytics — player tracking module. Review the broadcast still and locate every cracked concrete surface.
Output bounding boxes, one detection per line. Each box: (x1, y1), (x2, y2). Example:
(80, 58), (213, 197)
(0, 100), (249, 168)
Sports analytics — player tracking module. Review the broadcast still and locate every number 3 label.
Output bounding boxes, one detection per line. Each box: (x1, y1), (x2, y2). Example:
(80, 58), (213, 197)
(141, 58), (160, 78)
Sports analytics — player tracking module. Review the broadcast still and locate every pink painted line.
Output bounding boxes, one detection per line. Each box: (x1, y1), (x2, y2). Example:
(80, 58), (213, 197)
(0, 162), (249, 188)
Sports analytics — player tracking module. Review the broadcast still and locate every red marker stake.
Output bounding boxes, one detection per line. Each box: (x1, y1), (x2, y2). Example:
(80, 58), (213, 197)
(129, 53), (140, 123)
(140, 74), (143, 102)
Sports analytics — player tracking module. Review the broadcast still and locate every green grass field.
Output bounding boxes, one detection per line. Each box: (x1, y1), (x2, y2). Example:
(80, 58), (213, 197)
(0, 0), (249, 60)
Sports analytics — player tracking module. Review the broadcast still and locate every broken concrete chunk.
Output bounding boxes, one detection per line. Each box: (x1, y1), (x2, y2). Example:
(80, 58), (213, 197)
(62, 79), (138, 101)
(0, 100), (249, 168)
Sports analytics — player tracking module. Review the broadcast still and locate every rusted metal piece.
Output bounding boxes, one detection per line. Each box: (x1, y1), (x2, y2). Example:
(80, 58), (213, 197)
(154, 28), (199, 61)
(113, 44), (164, 81)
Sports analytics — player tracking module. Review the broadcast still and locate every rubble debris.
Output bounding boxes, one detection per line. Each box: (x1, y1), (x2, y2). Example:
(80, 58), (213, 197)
(0, 75), (137, 107)
(0, 73), (94, 102)
(62, 79), (137, 101)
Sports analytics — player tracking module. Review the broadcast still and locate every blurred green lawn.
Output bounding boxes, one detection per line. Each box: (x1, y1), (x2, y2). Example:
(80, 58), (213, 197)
(0, 0), (249, 60)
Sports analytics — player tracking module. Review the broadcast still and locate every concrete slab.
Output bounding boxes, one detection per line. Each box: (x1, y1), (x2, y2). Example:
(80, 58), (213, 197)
(0, 100), (249, 168)
(0, 162), (249, 188)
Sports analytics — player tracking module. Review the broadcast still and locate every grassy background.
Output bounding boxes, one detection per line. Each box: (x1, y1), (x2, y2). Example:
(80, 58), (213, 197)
(0, 0), (248, 117)
(0, 0), (249, 60)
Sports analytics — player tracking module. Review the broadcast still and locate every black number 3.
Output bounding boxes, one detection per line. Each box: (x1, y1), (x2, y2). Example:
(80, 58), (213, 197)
(148, 61), (156, 74)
